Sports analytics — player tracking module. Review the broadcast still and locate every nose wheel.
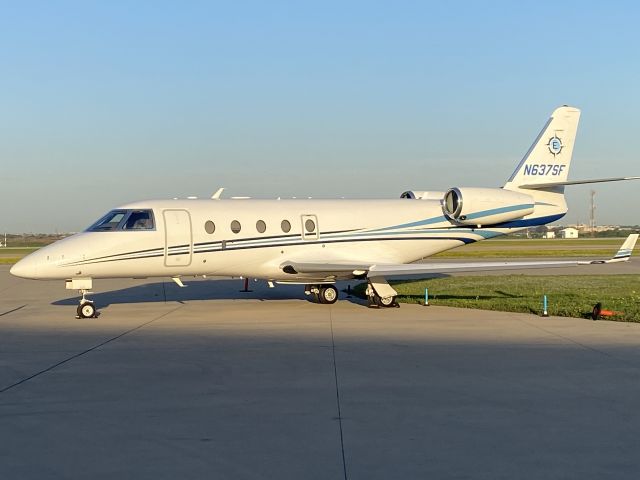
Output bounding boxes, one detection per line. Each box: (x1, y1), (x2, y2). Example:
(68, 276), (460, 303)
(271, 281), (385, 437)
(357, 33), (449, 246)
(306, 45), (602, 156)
(76, 290), (98, 318)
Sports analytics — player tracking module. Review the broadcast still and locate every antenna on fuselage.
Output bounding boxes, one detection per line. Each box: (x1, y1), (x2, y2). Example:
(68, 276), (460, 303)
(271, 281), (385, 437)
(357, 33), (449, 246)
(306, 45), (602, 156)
(211, 187), (224, 200)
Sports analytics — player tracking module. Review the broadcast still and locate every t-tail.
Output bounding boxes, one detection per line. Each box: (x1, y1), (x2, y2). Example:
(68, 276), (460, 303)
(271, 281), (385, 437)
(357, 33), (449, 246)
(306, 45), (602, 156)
(504, 105), (581, 191)
(502, 106), (581, 224)
(503, 105), (639, 225)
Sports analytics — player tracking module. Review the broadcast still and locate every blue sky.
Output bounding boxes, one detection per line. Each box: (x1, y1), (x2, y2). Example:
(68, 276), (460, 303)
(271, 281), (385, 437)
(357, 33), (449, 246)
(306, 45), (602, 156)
(1, 1), (639, 231)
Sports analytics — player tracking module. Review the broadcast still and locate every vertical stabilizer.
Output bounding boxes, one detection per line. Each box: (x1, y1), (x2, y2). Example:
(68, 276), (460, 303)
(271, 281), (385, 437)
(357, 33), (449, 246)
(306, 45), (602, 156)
(504, 106), (581, 190)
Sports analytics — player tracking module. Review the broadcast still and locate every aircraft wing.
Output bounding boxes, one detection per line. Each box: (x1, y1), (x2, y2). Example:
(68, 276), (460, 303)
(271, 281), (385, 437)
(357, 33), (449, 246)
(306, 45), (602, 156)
(281, 234), (638, 278)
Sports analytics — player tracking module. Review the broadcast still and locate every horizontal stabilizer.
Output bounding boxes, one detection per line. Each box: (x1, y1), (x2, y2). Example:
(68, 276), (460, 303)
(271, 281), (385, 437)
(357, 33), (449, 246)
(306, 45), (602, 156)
(519, 176), (640, 190)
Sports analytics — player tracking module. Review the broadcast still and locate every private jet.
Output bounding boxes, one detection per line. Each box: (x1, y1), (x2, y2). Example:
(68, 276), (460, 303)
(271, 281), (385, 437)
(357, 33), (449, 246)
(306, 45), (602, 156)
(10, 106), (639, 317)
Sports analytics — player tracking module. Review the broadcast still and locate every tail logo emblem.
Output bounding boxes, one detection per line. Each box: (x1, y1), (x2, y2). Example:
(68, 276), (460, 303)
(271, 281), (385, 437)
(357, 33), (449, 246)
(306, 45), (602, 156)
(547, 135), (563, 156)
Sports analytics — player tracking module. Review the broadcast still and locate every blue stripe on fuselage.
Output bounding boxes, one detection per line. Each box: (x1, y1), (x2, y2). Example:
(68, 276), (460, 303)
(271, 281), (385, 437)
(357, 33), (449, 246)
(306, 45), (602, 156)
(464, 204), (534, 221)
(489, 213), (566, 228)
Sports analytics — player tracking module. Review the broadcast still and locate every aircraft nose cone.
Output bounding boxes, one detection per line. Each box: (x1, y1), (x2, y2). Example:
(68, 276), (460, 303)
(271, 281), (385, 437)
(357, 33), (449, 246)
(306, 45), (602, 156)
(10, 255), (39, 279)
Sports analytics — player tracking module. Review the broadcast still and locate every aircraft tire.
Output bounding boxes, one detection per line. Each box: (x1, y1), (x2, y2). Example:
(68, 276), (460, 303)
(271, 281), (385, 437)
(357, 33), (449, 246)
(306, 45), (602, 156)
(77, 302), (96, 318)
(375, 295), (396, 308)
(319, 285), (338, 304)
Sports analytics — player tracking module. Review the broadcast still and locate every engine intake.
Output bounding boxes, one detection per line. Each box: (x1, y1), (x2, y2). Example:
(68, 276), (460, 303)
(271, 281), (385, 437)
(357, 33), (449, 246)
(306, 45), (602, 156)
(443, 187), (534, 226)
(400, 191), (444, 200)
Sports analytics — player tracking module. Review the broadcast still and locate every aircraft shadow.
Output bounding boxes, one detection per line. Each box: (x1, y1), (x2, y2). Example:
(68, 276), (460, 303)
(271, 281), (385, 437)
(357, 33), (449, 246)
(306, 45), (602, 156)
(396, 293), (523, 302)
(52, 279), (368, 308)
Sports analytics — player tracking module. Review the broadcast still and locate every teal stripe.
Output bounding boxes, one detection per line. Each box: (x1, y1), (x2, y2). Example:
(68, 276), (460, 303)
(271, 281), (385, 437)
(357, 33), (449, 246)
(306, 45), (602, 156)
(464, 204), (534, 221)
(374, 215), (448, 231)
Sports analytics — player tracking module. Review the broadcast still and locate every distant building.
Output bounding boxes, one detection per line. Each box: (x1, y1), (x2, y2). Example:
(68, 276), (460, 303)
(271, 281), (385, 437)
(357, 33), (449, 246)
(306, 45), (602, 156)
(574, 224), (619, 234)
(543, 230), (556, 239)
(593, 225), (618, 232)
(559, 227), (579, 239)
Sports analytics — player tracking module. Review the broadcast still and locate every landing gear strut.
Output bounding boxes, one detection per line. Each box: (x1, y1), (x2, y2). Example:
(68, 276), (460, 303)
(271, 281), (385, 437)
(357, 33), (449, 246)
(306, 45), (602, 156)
(76, 289), (97, 319)
(305, 284), (339, 304)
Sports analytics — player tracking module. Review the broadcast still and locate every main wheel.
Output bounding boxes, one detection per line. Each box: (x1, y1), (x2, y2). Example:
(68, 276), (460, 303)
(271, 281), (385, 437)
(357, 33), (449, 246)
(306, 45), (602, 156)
(375, 295), (396, 308)
(77, 302), (96, 318)
(319, 285), (339, 304)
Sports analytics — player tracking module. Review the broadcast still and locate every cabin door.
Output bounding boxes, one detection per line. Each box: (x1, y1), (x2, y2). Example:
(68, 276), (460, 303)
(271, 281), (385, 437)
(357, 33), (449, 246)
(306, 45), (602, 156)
(163, 209), (193, 267)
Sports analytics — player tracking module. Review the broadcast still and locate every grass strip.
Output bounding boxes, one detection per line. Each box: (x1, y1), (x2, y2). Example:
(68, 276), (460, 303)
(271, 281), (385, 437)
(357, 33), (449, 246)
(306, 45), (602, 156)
(353, 275), (640, 322)
(0, 258), (20, 265)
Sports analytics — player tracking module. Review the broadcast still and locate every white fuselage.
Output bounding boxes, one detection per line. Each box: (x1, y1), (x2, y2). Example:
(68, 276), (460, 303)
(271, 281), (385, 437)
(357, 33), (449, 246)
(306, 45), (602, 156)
(11, 197), (563, 283)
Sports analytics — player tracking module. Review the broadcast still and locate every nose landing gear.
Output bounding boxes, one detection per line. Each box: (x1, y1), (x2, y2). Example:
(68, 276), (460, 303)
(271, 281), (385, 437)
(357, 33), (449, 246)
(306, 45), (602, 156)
(65, 279), (97, 319)
(76, 289), (97, 319)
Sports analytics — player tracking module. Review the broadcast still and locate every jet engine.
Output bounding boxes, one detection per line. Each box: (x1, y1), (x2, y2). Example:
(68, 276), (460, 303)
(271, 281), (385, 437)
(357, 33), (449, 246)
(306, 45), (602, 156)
(443, 187), (534, 226)
(400, 191), (445, 200)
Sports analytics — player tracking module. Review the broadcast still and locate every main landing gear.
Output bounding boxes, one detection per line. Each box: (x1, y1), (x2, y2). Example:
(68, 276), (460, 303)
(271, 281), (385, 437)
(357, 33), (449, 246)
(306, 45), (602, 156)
(305, 284), (339, 304)
(76, 289), (97, 319)
(365, 282), (399, 308)
(304, 281), (398, 308)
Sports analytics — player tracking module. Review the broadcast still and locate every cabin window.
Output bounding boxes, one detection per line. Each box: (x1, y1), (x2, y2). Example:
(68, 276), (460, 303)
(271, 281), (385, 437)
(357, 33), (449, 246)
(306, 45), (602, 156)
(123, 210), (155, 230)
(256, 220), (266, 233)
(204, 221), (215, 234)
(231, 220), (241, 234)
(281, 220), (291, 233)
(305, 219), (316, 233)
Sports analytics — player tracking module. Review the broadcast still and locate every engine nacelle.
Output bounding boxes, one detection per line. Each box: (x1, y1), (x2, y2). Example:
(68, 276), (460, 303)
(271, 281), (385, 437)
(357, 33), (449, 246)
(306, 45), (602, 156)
(400, 191), (445, 200)
(443, 187), (534, 226)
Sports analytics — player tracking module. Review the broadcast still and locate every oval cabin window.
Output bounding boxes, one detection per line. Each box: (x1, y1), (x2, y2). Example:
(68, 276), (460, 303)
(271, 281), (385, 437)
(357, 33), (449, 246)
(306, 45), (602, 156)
(305, 219), (316, 233)
(256, 220), (266, 233)
(281, 220), (291, 233)
(204, 221), (215, 234)
(231, 220), (241, 234)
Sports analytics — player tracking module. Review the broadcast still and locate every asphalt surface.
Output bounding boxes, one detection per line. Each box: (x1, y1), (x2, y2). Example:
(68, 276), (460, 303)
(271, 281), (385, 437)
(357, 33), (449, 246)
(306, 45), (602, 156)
(2, 266), (640, 479)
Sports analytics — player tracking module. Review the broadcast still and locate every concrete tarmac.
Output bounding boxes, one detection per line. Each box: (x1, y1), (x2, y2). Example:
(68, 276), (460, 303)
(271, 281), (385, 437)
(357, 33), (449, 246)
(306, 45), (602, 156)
(2, 266), (640, 479)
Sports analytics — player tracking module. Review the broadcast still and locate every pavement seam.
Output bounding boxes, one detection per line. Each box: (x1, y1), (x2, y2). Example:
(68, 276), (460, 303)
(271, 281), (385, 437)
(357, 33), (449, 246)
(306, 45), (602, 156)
(329, 308), (349, 480)
(516, 316), (615, 358)
(0, 305), (27, 317)
(0, 305), (183, 395)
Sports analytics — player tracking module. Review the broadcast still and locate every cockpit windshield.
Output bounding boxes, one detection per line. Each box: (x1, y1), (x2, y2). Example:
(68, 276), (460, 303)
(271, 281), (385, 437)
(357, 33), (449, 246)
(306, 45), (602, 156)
(124, 210), (154, 230)
(87, 209), (155, 232)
